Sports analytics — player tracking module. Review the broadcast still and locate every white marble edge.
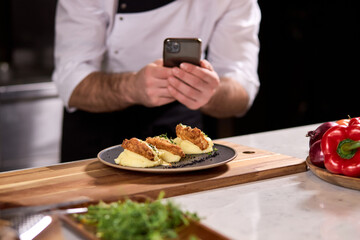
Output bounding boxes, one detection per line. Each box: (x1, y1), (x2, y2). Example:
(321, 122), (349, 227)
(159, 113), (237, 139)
(170, 124), (360, 240)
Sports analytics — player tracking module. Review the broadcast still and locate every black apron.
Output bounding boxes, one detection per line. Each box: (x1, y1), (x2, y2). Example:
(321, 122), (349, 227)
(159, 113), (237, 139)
(61, 102), (202, 162)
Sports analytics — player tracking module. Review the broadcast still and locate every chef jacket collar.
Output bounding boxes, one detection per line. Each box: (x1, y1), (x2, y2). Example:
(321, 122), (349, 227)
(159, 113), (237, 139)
(117, 0), (176, 13)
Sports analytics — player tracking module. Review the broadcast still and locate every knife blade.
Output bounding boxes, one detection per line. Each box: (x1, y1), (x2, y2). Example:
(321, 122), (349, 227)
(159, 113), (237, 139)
(7, 207), (88, 240)
(0, 198), (91, 219)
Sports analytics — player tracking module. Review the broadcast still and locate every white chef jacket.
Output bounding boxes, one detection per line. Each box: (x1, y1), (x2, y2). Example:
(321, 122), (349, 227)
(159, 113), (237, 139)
(52, 0), (261, 112)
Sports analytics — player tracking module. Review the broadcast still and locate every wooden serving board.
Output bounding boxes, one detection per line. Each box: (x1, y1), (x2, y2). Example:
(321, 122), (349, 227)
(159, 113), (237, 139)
(0, 141), (307, 209)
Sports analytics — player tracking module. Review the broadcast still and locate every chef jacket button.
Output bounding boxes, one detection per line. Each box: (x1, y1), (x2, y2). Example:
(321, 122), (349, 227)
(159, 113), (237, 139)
(114, 50), (118, 54)
(119, 16), (124, 21)
(120, 3), (127, 9)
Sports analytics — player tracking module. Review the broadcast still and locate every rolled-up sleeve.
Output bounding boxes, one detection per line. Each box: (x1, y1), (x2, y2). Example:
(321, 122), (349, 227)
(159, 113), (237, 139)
(52, 0), (109, 108)
(208, 0), (261, 110)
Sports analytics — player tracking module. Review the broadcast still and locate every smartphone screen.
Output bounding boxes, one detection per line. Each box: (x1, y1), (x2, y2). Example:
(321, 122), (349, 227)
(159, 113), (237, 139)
(163, 38), (201, 67)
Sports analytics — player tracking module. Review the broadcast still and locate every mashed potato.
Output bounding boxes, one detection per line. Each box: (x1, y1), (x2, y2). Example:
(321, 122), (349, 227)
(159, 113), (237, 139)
(115, 149), (163, 168)
(159, 149), (182, 163)
(174, 137), (213, 154)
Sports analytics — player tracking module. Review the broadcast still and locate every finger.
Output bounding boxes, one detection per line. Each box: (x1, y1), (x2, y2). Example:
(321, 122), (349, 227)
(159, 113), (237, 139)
(155, 96), (176, 106)
(200, 59), (214, 71)
(153, 59), (163, 66)
(172, 67), (207, 91)
(179, 63), (215, 84)
(149, 78), (170, 88)
(144, 60), (172, 79)
(146, 84), (173, 98)
(146, 88), (175, 107)
(153, 87), (176, 105)
(151, 64), (173, 79)
(157, 87), (174, 98)
(168, 84), (201, 110)
(168, 76), (200, 100)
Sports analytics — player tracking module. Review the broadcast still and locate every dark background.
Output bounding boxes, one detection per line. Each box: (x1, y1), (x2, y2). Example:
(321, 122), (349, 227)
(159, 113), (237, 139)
(0, 0), (358, 138)
(230, 0), (359, 138)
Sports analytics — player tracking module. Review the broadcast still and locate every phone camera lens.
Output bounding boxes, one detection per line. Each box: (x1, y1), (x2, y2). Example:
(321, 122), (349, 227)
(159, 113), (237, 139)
(165, 40), (180, 53)
(165, 42), (172, 52)
(172, 42), (180, 52)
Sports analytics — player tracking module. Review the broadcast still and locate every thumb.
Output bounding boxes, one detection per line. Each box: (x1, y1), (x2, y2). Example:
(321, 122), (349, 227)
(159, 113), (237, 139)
(154, 59), (164, 66)
(200, 59), (214, 71)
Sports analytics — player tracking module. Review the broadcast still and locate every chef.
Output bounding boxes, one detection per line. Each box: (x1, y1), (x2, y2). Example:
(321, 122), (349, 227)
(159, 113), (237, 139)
(52, 0), (261, 162)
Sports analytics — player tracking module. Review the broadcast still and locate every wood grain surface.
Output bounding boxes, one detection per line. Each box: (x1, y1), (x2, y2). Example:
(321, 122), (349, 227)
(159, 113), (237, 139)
(0, 141), (307, 209)
(306, 157), (360, 191)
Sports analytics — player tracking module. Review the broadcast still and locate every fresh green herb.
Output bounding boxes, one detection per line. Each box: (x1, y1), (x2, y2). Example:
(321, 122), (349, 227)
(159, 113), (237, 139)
(157, 133), (175, 144)
(74, 192), (200, 240)
(144, 141), (159, 154)
(157, 133), (169, 139)
(207, 147), (218, 155)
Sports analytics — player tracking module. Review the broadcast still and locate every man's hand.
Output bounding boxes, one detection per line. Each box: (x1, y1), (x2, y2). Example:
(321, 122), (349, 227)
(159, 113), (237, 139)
(129, 59), (175, 107)
(69, 59), (175, 112)
(167, 60), (220, 110)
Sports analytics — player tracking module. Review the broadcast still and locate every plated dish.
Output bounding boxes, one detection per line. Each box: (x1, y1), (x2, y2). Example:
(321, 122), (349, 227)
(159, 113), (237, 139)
(306, 157), (360, 191)
(98, 143), (237, 173)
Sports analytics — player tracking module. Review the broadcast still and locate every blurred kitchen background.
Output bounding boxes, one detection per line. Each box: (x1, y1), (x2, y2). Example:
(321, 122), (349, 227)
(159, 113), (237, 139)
(0, 0), (358, 171)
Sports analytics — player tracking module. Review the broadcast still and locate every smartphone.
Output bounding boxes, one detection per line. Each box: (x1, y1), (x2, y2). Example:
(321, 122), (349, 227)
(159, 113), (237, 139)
(163, 38), (201, 67)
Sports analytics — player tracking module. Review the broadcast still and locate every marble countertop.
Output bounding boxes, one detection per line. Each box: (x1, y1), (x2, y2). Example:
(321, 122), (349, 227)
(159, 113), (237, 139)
(170, 124), (360, 240)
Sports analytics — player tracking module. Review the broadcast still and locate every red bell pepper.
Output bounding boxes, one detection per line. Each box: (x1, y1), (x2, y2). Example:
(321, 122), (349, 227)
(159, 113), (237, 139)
(349, 117), (360, 126)
(321, 120), (360, 177)
(336, 116), (360, 126)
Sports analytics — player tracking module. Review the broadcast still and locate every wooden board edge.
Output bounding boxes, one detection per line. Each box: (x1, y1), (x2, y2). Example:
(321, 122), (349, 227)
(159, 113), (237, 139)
(306, 157), (360, 191)
(121, 160), (308, 200)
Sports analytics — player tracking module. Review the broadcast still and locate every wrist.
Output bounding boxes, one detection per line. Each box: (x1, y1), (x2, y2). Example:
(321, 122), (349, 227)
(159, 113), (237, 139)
(115, 72), (137, 106)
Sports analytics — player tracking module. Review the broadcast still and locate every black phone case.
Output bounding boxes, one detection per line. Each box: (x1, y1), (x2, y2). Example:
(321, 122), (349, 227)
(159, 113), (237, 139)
(163, 38), (201, 67)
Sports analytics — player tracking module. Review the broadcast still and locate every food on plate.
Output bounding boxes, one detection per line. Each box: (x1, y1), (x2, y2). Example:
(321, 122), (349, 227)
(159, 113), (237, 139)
(146, 135), (185, 163)
(115, 138), (163, 167)
(174, 124), (213, 154)
(321, 121), (360, 177)
(73, 192), (200, 240)
(113, 124), (216, 168)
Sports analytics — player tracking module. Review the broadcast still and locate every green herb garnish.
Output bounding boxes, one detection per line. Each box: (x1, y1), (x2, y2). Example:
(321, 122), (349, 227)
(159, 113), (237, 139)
(74, 192), (200, 240)
(157, 133), (175, 144)
(157, 133), (169, 139)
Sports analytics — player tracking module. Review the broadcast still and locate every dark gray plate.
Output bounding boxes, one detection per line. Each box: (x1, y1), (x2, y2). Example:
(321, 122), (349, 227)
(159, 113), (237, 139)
(97, 143), (237, 173)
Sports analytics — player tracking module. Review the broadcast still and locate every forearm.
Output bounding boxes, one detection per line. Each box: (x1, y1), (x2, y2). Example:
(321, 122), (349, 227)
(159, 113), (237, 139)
(69, 71), (136, 113)
(200, 77), (249, 118)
